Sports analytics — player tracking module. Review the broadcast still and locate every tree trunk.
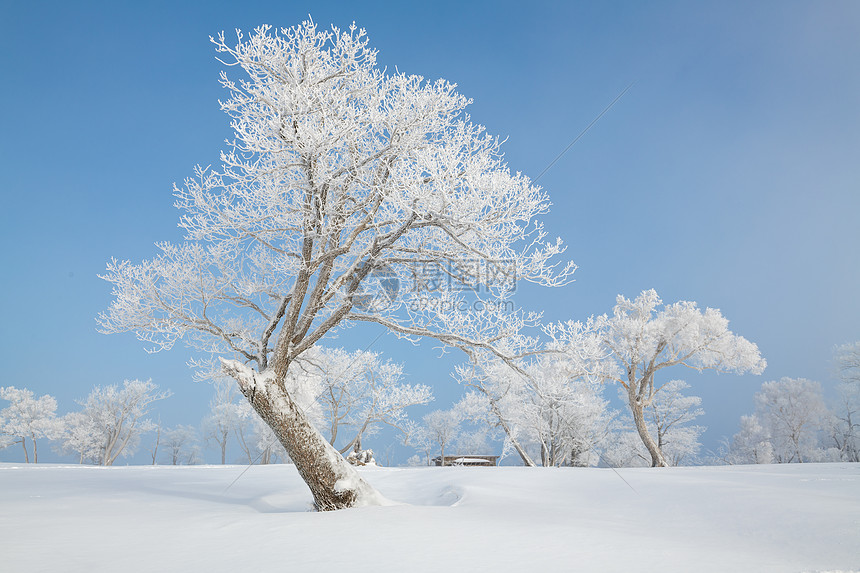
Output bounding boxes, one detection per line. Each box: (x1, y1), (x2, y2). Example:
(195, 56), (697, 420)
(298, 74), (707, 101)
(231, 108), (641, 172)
(21, 438), (29, 464)
(222, 359), (383, 510)
(629, 396), (667, 468)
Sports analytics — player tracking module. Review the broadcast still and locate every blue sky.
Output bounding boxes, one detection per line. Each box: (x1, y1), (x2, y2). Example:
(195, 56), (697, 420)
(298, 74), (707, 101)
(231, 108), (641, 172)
(1, 1), (858, 463)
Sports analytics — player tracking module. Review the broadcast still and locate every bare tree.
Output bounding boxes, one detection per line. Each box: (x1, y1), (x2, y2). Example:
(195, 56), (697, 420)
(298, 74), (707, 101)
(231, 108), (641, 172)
(99, 21), (572, 508)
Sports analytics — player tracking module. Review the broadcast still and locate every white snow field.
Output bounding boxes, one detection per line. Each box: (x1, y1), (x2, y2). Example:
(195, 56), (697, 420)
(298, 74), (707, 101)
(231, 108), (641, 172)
(1, 463), (858, 573)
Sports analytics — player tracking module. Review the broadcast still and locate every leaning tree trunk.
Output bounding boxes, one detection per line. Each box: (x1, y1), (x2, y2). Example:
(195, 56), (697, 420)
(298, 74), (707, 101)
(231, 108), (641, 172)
(221, 359), (383, 510)
(629, 395), (668, 467)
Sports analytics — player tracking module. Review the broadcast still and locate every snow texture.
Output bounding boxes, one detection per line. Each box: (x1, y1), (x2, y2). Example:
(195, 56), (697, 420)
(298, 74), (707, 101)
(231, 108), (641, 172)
(1, 463), (858, 572)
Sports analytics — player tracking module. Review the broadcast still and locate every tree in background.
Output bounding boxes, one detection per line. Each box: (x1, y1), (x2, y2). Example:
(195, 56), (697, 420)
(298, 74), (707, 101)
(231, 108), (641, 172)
(460, 353), (614, 467)
(247, 413), (289, 464)
(58, 411), (102, 464)
(831, 342), (860, 461)
(402, 420), (435, 467)
(162, 425), (202, 465)
(455, 360), (540, 467)
(70, 380), (171, 466)
(724, 414), (774, 465)
(98, 21), (572, 508)
(421, 409), (462, 465)
(753, 378), (828, 463)
(587, 289), (765, 467)
(0, 387), (63, 463)
(647, 380), (705, 466)
(601, 382), (704, 468)
(309, 347), (432, 453)
(147, 418), (163, 465)
(450, 391), (503, 461)
(203, 381), (246, 464)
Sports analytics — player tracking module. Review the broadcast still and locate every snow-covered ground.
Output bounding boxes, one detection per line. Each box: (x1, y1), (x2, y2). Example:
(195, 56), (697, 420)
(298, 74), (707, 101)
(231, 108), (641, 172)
(1, 463), (857, 572)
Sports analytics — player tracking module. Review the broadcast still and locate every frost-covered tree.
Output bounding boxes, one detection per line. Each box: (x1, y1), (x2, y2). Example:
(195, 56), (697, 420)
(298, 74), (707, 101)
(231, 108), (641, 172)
(465, 354), (614, 467)
(147, 418), (163, 464)
(422, 409), (462, 465)
(203, 381), (247, 464)
(724, 414), (774, 465)
(402, 420), (434, 466)
(452, 321), (609, 468)
(450, 391), (503, 459)
(455, 360), (538, 466)
(647, 380), (705, 466)
(835, 341), (860, 384)
(0, 387), (63, 463)
(98, 21), (572, 508)
(831, 342), (860, 461)
(523, 355), (613, 468)
(249, 413), (289, 464)
(588, 289), (765, 467)
(162, 425), (202, 465)
(602, 430), (650, 468)
(601, 382), (704, 468)
(58, 411), (102, 464)
(308, 347), (432, 452)
(74, 380), (171, 466)
(754, 378), (827, 463)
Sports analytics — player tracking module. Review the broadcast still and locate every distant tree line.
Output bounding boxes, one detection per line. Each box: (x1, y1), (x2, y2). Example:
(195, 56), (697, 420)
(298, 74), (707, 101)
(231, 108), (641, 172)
(715, 341), (860, 464)
(4, 333), (855, 469)
(0, 346), (431, 466)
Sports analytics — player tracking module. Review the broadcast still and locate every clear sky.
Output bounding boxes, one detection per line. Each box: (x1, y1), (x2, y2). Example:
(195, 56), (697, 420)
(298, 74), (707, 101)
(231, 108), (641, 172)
(1, 0), (858, 463)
